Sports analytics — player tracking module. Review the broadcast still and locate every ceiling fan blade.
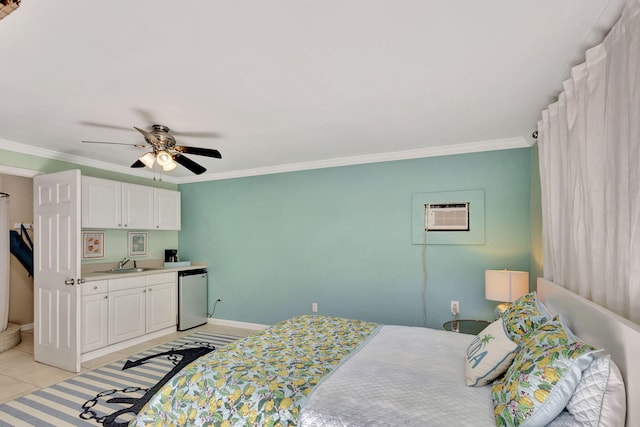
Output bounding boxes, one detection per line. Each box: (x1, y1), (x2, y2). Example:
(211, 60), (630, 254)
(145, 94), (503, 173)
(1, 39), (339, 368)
(133, 108), (158, 124)
(132, 110), (221, 137)
(131, 159), (145, 168)
(79, 121), (134, 132)
(173, 146), (222, 158)
(82, 140), (147, 148)
(174, 153), (207, 175)
(170, 130), (221, 138)
(134, 126), (163, 147)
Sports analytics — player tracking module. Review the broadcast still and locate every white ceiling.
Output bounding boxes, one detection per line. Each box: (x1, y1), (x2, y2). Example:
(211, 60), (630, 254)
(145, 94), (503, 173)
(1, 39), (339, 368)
(0, 1), (625, 183)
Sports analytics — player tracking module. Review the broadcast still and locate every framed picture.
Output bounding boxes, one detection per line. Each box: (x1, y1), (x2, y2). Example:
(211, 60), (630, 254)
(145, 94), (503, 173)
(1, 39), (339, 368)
(128, 232), (148, 257)
(82, 231), (105, 259)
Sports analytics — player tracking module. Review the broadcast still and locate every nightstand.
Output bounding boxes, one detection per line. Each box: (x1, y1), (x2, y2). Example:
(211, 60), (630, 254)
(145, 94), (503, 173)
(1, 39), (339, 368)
(442, 319), (491, 335)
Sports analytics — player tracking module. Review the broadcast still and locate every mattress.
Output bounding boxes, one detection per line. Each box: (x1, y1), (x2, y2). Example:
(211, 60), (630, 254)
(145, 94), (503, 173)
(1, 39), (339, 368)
(300, 325), (495, 427)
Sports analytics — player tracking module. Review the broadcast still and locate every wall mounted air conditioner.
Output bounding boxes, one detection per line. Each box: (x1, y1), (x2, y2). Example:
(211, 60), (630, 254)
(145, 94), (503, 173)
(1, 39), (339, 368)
(425, 202), (470, 231)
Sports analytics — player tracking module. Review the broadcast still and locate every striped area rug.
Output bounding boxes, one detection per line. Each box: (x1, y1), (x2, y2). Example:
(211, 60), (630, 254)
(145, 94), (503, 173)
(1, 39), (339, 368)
(0, 331), (240, 427)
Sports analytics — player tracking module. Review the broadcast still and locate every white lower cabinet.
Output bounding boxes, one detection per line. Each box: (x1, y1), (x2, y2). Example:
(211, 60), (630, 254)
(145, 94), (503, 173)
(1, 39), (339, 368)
(80, 280), (109, 353)
(108, 287), (146, 345)
(146, 275), (177, 333)
(81, 272), (177, 353)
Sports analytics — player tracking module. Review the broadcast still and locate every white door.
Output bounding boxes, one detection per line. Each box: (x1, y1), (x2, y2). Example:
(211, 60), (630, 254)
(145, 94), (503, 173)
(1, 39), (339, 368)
(33, 169), (81, 372)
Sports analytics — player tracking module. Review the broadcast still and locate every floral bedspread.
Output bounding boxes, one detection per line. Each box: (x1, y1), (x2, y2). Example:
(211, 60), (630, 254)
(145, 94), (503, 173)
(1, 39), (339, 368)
(130, 315), (379, 427)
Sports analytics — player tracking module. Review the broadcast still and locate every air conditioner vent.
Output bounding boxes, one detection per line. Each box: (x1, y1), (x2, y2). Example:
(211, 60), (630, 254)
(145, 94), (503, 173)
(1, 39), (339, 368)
(425, 202), (469, 231)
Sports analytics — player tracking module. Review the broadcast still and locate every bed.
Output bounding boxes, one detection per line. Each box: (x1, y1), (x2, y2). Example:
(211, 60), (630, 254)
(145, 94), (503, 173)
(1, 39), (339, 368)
(130, 278), (639, 426)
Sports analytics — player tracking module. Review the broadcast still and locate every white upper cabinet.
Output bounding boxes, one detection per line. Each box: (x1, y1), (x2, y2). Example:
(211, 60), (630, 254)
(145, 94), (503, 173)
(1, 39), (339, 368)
(82, 176), (181, 230)
(154, 188), (181, 230)
(82, 176), (122, 228)
(122, 183), (155, 229)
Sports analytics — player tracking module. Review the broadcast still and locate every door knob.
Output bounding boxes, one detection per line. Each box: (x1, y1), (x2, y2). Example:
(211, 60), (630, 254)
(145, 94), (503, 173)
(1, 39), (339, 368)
(64, 278), (75, 286)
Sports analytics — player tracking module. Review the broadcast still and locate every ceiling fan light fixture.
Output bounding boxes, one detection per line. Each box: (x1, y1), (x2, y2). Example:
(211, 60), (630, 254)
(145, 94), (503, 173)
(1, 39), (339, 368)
(162, 159), (177, 172)
(85, 122), (221, 175)
(139, 152), (156, 168)
(156, 150), (172, 167)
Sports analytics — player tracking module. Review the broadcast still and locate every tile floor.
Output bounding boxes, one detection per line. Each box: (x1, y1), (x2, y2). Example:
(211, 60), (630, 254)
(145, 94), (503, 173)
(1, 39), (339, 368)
(0, 324), (256, 405)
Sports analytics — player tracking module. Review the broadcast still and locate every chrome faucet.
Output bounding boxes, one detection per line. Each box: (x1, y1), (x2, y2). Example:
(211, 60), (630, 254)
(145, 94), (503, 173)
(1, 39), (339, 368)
(118, 257), (131, 269)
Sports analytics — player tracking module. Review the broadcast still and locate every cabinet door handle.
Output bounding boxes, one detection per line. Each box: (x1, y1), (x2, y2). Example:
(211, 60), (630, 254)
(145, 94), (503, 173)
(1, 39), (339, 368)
(104, 295), (108, 299)
(93, 286), (98, 290)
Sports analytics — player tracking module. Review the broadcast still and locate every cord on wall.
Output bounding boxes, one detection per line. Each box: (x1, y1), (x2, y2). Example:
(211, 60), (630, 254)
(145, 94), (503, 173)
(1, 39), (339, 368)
(421, 229), (428, 327)
(207, 296), (223, 318)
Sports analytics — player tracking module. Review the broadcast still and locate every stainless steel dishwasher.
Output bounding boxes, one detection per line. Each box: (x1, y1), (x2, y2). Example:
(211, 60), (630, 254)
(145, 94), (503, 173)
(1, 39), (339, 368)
(178, 268), (208, 331)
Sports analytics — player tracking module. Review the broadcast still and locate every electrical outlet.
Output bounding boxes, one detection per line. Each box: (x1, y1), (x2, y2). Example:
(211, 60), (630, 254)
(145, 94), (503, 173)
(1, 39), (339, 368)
(451, 300), (460, 315)
(312, 302), (318, 313)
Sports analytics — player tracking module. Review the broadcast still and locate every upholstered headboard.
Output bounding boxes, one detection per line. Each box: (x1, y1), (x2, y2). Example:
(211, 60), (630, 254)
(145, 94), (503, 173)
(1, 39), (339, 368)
(537, 278), (640, 427)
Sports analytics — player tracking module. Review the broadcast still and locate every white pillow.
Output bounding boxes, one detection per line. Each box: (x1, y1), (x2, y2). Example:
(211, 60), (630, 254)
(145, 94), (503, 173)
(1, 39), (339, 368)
(547, 410), (581, 426)
(600, 359), (626, 427)
(464, 319), (518, 387)
(566, 354), (626, 427)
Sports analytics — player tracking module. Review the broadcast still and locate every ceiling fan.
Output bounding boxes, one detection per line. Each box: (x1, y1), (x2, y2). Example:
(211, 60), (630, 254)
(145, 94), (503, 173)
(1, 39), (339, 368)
(82, 124), (222, 175)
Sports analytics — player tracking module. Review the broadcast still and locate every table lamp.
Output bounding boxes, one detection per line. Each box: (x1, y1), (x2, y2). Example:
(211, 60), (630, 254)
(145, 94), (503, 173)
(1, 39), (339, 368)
(485, 269), (529, 318)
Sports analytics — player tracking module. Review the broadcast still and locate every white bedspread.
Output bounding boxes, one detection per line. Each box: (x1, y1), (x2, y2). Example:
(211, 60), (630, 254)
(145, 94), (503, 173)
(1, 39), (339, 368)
(300, 325), (495, 427)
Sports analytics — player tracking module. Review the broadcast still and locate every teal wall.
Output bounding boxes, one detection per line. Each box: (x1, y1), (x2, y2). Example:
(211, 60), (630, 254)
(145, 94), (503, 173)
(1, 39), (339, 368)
(2, 146), (537, 327)
(179, 148), (532, 328)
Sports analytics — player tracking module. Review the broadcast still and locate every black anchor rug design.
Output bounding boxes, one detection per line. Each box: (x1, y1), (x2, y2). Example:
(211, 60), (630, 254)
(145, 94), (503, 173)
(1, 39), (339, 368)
(0, 331), (240, 427)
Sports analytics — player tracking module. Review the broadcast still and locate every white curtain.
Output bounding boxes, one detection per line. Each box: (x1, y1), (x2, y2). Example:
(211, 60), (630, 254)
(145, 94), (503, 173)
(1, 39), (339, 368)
(538, 0), (640, 324)
(0, 193), (9, 332)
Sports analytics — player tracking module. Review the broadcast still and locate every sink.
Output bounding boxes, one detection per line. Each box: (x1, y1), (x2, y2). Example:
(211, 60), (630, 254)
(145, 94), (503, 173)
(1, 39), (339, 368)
(98, 267), (162, 274)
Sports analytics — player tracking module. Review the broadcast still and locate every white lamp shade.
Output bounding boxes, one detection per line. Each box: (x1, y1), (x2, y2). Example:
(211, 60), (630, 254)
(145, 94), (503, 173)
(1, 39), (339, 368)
(162, 160), (177, 172)
(139, 152), (156, 168)
(485, 270), (529, 302)
(156, 150), (172, 167)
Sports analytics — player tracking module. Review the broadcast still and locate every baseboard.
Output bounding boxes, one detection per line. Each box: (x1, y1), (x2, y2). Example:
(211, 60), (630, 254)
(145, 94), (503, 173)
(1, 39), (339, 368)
(20, 323), (34, 331)
(80, 326), (176, 363)
(207, 317), (268, 331)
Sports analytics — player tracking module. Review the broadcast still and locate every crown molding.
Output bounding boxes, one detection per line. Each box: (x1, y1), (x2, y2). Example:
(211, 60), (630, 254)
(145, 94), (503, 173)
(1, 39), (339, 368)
(0, 138), (179, 183)
(174, 136), (530, 184)
(1, 135), (529, 184)
(0, 164), (40, 178)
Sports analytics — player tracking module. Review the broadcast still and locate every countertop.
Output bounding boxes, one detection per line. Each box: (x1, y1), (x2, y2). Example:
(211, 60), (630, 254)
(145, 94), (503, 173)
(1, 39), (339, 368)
(82, 260), (207, 281)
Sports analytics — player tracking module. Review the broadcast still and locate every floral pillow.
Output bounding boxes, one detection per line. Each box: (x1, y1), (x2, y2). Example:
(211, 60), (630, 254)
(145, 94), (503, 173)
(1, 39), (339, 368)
(465, 319), (519, 387)
(501, 292), (551, 345)
(492, 316), (598, 426)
